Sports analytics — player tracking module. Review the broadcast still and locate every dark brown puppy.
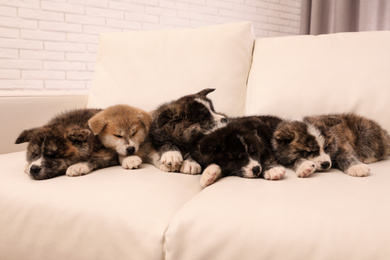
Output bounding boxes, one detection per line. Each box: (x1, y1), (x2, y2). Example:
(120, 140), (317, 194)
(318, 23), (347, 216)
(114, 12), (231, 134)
(273, 113), (390, 177)
(191, 117), (285, 187)
(149, 88), (227, 173)
(16, 109), (118, 180)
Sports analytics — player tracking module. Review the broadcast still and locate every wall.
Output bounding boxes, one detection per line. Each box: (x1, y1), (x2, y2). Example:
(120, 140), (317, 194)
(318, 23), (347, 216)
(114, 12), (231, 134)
(0, 0), (301, 94)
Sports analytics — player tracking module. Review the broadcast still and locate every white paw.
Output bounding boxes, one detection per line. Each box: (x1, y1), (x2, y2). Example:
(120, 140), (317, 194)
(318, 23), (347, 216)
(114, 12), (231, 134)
(161, 151), (183, 171)
(296, 160), (316, 178)
(180, 159), (201, 175)
(346, 163), (370, 177)
(264, 166), (285, 180)
(158, 164), (171, 172)
(66, 162), (90, 177)
(122, 155), (142, 169)
(200, 164), (222, 188)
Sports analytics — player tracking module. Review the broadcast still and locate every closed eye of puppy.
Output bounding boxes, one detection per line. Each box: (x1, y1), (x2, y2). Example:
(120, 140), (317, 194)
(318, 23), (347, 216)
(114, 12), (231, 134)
(88, 104), (169, 171)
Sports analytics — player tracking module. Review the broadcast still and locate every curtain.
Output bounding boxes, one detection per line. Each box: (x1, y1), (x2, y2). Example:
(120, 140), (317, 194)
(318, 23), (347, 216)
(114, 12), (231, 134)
(301, 0), (390, 35)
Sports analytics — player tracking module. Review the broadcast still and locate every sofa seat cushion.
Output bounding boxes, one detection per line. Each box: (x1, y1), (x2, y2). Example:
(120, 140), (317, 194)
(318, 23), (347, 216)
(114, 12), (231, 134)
(0, 152), (201, 260)
(246, 31), (390, 132)
(88, 22), (254, 117)
(165, 160), (390, 260)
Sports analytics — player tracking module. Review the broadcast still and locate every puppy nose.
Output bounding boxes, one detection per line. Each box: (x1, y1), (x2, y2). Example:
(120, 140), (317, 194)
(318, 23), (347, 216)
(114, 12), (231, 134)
(30, 165), (41, 175)
(321, 161), (331, 170)
(220, 117), (228, 124)
(126, 147), (135, 155)
(252, 166), (261, 176)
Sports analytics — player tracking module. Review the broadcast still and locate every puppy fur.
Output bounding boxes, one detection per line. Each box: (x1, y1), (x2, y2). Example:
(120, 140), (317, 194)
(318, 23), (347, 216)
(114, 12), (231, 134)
(15, 109), (118, 180)
(149, 88), (227, 173)
(192, 116), (285, 187)
(88, 104), (168, 171)
(273, 113), (390, 177)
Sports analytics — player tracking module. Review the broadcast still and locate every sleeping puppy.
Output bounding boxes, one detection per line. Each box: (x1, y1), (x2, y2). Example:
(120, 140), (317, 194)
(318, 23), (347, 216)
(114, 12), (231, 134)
(15, 109), (118, 180)
(88, 104), (169, 171)
(272, 113), (390, 177)
(149, 88), (227, 174)
(192, 117), (285, 187)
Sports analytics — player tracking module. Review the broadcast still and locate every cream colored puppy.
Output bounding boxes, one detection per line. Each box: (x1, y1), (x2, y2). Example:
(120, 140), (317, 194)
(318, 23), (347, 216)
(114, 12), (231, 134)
(88, 104), (169, 172)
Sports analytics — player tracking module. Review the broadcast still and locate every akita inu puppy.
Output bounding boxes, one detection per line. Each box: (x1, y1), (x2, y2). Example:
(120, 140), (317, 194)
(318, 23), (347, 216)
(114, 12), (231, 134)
(15, 109), (118, 180)
(149, 88), (227, 174)
(272, 113), (390, 177)
(191, 117), (285, 187)
(87, 104), (169, 172)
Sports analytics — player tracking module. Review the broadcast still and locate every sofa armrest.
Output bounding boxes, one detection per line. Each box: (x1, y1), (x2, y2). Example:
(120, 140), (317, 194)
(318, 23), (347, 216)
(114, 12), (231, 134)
(0, 94), (88, 154)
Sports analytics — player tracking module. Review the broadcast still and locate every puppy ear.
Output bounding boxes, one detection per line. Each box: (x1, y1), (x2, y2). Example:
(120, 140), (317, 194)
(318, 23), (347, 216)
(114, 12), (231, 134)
(324, 117), (343, 127)
(274, 129), (295, 144)
(196, 88), (215, 97)
(138, 112), (152, 130)
(200, 137), (224, 155)
(88, 112), (107, 135)
(156, 108), (175, 128)
(66, 128), (91, 142)
(15, 127), (40, 144)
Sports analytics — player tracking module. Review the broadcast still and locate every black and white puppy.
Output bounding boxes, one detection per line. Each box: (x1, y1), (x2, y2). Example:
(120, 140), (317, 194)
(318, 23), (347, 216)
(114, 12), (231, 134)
(192, 117), (285, 187)
(149, 88), (227, 174)
(272, 113), (390, 177)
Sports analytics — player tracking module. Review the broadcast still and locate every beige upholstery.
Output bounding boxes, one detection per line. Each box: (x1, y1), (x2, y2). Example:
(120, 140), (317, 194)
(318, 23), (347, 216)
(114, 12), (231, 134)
(246, 31), (390, 132)
(0, 152), (201, 260)
(88, 21), (254, 117)
(0, 94), (88, 154)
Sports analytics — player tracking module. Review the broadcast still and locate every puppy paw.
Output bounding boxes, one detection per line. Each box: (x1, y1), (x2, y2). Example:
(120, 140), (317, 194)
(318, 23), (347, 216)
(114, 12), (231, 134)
(180, 159), (201, 175)
(346, 163), (370, 177)
(296, 161), (316, 178)
(66, 162), (91, 177)
(158, 164), (171, 172)
(122, 155), (142, 169)
(264, 166), (285, 180)
(161, 151), (183, 171)
(200, 164), (222, 188)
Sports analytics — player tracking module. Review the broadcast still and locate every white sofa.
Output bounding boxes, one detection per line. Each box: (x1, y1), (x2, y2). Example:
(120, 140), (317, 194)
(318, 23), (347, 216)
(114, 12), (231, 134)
(1, 22), (390, 260)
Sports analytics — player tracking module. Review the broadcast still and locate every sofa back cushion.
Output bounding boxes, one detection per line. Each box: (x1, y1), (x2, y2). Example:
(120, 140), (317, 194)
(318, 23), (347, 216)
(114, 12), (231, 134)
(246, 31), (390, 132)
(87, 22), (254, 117)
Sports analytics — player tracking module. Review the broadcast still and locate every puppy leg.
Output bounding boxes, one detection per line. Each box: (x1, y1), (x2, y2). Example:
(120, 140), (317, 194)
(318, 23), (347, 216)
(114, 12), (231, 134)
(295, 159), (316, 178)
(335, 150), (370, 177)
(66, 162), (91, 177)
(263, 165), (285, 180)
(144, 148), (171, 172)
(180, 157), (201, 175)
(200, 164), (222, 188)
(120, 155), (142, 169)
(346, 164), (370, 177)
(160, 150), (183, 172)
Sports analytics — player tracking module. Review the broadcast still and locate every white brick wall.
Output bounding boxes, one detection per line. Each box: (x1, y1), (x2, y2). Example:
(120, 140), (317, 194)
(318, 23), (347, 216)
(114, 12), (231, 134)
(0, 0), (301, 94)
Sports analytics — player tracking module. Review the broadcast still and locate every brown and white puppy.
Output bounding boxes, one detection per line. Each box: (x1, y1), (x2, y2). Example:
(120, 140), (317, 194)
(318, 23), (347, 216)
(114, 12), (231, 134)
(15, 109), (118, 180)
(88, 104), (169, 171)
(273, 113), (390, 177)
(149, 88), (227, 174)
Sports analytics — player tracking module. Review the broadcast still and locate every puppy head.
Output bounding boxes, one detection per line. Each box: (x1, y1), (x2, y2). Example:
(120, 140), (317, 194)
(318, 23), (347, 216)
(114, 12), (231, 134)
(88, 104), (152, 156)
(15, 126), (92, 180)
(273, 119), (339, 171)
(199, 124), (263, 178)
(155, 88), (227, 140)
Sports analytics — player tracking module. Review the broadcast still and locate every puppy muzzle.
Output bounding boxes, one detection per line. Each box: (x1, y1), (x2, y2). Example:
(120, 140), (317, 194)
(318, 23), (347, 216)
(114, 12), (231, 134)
(126, 146), (135, 155)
